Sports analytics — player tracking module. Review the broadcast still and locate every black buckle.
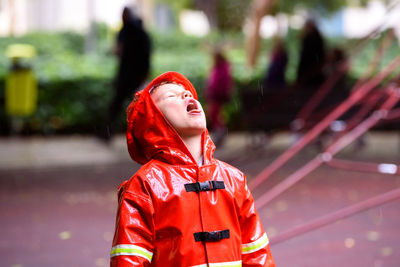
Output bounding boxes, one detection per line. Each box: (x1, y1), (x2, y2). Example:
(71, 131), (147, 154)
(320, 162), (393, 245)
(194, 229), (230, 242)
(185, 181), (225, 192)
(207, 231), (222, 241)
(199, 181), (211, 191)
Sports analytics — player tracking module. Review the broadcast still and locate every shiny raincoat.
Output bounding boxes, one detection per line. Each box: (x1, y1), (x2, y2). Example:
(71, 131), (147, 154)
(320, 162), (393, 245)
(110, 72), (275, 267)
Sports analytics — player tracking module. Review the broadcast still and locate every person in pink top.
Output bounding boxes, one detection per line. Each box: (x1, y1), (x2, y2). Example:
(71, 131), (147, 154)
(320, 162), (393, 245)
(205, 50), (233, 146)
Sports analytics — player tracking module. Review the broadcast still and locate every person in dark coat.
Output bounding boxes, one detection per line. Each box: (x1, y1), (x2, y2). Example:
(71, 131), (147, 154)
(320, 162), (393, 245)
(296, 19), (325, 89)
(103, 6), (151, 141)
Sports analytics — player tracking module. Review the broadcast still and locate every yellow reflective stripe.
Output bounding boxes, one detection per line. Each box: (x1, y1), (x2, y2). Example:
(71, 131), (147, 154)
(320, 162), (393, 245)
(191, 260), (242, 267)
(110, 244), (153, 262)
(209, 260), (242, 267)
(242, 233), (269, 254)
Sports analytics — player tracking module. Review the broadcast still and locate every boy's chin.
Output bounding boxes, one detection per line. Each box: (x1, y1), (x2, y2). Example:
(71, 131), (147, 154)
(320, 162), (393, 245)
(178, 127), (206, 138)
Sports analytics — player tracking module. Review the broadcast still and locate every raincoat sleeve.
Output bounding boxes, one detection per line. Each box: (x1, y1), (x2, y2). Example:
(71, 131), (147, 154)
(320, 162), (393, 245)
(239, 175), (276, 267)
(110, 179), (155, 267)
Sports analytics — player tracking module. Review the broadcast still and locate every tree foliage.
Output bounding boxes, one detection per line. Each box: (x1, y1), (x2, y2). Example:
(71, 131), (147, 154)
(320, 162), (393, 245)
(155, 0), (395, 30)
(217, 0), (253, 30)
(273, 0), (348, 15)
(274, 0), (394, 16)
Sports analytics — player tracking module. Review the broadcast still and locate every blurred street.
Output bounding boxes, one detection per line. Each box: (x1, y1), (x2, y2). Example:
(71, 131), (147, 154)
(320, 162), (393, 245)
(0, 131), (399, 267)
(1, 0), (400, 266)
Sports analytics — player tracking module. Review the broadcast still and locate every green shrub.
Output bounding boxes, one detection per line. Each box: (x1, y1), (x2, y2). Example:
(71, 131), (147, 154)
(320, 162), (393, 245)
(0, 28), (398, 135)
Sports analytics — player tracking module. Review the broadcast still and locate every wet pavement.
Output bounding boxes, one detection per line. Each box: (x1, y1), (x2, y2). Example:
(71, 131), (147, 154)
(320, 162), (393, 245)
(0, 132), (399, 267)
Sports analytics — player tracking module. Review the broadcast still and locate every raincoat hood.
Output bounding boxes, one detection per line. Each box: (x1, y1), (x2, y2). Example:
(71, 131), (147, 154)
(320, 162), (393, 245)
(127, 71), (215, 165)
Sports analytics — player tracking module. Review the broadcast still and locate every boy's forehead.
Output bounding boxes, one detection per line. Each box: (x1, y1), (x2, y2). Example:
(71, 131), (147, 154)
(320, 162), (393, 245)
(151, 82), (185, 95)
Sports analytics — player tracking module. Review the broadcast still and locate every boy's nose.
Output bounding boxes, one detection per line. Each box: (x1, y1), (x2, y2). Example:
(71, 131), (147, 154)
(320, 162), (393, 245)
(183, 91), (193, 98)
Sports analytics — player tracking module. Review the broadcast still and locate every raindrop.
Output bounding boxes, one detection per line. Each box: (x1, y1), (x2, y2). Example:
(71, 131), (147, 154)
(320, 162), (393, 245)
(275, 200), (288, 212)
(380, 247), (393, 257)
(344, 238), (355, 248)
(95, 258), (107, 267)
(59, 231), (71, 240)
(103, 231), (113, 242)
(266, 226), (277, 237)
(366, 231), (380, 241)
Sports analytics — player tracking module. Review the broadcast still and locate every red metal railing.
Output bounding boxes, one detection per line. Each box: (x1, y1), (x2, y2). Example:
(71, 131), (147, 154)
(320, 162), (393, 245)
(326, 158), (399, 175)
(255, 85), (399, 209)
(249, 56), (400, 191)
(270, 187), (400, 244)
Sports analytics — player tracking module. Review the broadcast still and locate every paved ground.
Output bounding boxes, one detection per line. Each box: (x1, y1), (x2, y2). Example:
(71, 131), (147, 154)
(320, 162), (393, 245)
(0, 131), (399, 267)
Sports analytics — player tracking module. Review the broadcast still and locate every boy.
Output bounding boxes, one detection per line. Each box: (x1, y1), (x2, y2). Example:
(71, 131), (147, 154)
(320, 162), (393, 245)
(110, 72), (275, 266)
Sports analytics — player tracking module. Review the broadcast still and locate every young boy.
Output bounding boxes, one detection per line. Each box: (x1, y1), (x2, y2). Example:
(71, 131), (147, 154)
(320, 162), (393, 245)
(110, 72), (275, 266)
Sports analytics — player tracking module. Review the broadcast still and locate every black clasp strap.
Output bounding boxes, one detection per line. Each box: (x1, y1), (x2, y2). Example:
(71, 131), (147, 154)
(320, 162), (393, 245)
(185, 181), (225, 192)
(194, 229), (230, 242)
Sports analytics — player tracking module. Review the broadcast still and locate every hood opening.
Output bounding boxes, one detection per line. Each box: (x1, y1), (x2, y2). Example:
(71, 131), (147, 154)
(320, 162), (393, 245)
(126, 71), (215, 165)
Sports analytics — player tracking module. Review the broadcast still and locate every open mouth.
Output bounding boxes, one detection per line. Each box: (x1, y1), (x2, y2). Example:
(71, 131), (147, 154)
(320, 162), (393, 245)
(186, 99), (199, 113)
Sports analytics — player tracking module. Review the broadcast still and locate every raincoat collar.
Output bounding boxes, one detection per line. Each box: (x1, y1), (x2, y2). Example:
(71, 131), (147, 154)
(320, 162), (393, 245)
(126, 71), (216, 166)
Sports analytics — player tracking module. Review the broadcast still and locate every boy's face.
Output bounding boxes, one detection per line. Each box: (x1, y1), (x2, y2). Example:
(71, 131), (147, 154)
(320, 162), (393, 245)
(151, 83), (206, 138)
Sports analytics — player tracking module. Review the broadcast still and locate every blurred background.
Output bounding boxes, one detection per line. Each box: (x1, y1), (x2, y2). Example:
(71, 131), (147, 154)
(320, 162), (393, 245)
(0, 0), (399, 266)
(0, 0), (399, 135)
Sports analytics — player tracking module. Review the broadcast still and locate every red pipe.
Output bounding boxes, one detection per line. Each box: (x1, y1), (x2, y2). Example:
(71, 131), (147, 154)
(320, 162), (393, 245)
(270, 187), (400, 245)
(327, 158), (399, 175)
(255, 115), (376, 209)
(255, 157), (323, 209)
(249, 56), (400, 190)
(325, 89), (399, 156)
(255, 89), (399, 209)
(344, 90), (386, 129)
(295, 28), (396, 131)
(295, 63), (348, 124)
(329, 86), (393, 145)
(384, 108), (400, 121)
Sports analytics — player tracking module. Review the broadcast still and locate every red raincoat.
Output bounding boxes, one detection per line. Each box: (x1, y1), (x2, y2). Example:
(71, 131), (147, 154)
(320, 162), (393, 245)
(110, 72), (275, 267)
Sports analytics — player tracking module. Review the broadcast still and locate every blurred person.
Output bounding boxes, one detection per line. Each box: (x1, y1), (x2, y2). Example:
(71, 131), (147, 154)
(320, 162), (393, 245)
(110, 72), (275, 266)
(324, 47), (349, 89)
(325, 47), (347, 73)
(262, 36), (288, 92)
(313, 46), (350, 112)
(296, 19), (326, 89)
(102, 6), (151, 142)
(205, 49), (233, 146)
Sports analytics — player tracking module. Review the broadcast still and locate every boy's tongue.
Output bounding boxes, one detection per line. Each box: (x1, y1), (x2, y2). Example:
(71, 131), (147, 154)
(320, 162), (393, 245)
(187, 103), (196, 112)
(186, 100), (199, 112)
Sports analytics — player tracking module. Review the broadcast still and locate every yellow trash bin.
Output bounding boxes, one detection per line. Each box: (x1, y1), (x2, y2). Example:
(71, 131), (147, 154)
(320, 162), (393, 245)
(5, 44), (38, 116)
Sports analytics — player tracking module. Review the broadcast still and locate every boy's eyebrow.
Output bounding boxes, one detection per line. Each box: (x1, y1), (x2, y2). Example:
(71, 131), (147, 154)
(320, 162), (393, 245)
(150, 82), (183, 94)
(166, 87), (186, 94)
